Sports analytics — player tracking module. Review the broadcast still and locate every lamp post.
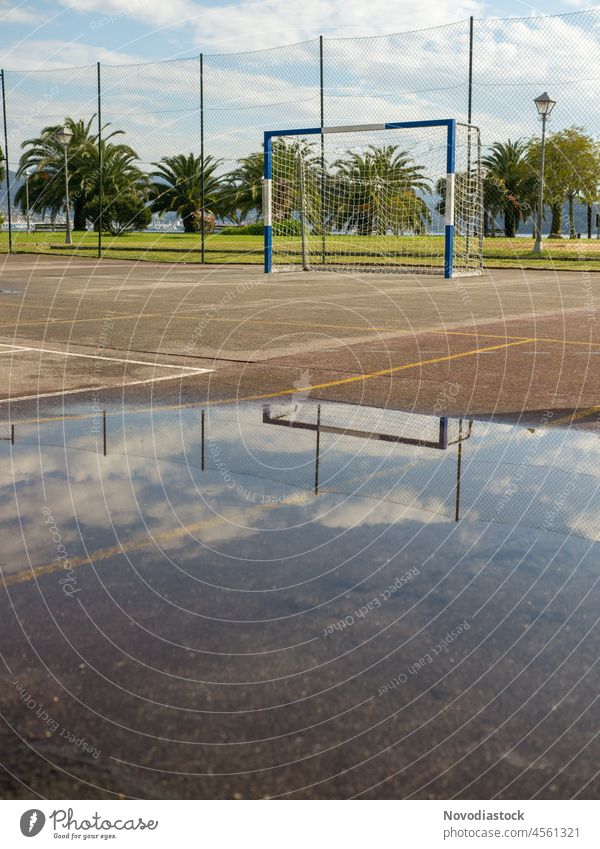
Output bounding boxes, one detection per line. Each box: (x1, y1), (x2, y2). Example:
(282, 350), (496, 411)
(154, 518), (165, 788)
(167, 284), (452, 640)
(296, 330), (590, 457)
(24, 168), (32, 234)
(533, 92), (556, 254)
(56, 125), (74, 245)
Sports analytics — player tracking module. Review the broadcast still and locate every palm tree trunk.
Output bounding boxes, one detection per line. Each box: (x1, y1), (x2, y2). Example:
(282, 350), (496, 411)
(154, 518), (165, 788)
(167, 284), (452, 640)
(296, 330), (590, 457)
(550, 202), (562, 238)
(568, 195), (575, 239)
(182, 211), (198, 234)
(74, 198), (87, 231)
(504, 204), (516, 238)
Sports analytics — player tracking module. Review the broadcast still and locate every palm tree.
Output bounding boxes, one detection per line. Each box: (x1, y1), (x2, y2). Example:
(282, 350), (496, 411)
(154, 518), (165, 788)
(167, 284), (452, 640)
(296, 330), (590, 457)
(224, 151), (263, 222)
(15, 117), (104, 230)
(149, 153), (225, 233)
(224, 140), (319, 226)
(82, 139), (150, 235)
(482, 139), (535, 238)
(329, 145), (431, 235)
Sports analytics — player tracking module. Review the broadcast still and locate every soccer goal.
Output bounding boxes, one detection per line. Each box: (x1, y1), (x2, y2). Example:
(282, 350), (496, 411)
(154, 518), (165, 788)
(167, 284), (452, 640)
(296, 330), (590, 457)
(262, 120), (483, 278)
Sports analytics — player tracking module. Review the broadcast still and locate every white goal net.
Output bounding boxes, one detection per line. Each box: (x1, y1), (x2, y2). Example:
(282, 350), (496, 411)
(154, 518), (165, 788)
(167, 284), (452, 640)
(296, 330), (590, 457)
(264, 121), (483, 277)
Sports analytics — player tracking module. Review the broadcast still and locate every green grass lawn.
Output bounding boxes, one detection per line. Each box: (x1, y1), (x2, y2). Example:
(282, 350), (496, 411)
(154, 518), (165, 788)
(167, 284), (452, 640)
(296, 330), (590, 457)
(2, 230), (600, 270)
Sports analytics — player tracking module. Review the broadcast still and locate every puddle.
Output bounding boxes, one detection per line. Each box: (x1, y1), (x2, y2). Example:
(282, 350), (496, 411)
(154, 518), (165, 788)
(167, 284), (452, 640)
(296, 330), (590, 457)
(1, 399), (599, 798)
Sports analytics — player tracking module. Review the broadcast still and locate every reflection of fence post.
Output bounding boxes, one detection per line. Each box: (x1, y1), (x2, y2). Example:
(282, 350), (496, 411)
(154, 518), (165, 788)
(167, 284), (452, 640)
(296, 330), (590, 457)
(200, 53), (205, 264)
(455, 422), (463, 522)
(319, 37), (326, 266)
(314, 404), (321, 495)
(201, 409), (205, 470)
(97, 62), (102, 258)
(103, 410), (107, 456)
(1, 70), (13, 253)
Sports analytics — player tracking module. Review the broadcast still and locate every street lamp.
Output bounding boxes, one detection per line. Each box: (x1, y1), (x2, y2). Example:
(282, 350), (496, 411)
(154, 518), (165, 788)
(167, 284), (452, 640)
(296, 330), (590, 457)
(56, 125), (74, 245)
(24, 167), (32, 234)
(533, 92), (556, 254)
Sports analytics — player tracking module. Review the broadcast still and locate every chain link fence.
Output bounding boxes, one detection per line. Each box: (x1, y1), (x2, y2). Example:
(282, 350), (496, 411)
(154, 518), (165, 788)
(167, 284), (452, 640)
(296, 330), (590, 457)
(2, 10), (600, 264)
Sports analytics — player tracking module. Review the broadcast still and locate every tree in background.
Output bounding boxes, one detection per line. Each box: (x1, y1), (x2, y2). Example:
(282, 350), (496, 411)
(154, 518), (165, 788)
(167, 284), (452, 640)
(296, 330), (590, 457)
(482, 140), (534, 238)
(225, 151), (263, 222)
(149, 153), (225, 233)
(527, 126), (600, 238)
(330, 144), (430, 235)
(82, 139), (151, 235)
(15, 117), (100, 229)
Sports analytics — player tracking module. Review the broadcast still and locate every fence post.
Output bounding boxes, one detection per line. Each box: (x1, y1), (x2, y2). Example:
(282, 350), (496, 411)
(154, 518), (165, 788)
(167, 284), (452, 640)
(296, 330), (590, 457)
(97, 61), (102, 258)
(468, 16), (474, 124)
(319, 36), (326, 266)
(1, 70), (13, 253)
(200, 53), (205, 264)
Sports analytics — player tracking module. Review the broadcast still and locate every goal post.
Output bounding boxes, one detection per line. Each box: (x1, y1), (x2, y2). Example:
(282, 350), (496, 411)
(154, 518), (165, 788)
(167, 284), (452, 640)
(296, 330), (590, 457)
(262, 119), (483, 278)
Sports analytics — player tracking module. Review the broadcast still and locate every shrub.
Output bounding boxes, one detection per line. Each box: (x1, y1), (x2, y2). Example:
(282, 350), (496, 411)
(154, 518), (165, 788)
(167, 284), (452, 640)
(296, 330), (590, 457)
(218, 219), (302, 236)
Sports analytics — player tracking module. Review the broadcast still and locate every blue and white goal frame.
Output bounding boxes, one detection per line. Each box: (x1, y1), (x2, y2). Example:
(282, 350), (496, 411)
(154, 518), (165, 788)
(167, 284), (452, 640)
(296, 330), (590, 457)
(263, 119), (472, 278)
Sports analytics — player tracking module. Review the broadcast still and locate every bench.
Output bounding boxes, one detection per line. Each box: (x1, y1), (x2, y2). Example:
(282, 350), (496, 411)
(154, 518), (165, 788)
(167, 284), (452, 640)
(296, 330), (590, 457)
(33, 223), (67, 233)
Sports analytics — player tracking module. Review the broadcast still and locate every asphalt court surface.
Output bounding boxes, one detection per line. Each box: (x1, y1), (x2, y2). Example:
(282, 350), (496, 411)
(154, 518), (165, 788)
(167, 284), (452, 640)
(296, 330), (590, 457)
(1, 253), (600, 423)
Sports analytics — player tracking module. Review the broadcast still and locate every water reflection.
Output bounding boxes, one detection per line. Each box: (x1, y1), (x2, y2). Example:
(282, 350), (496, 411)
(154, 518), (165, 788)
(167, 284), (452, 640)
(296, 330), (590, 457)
(0, 400), (599, 799)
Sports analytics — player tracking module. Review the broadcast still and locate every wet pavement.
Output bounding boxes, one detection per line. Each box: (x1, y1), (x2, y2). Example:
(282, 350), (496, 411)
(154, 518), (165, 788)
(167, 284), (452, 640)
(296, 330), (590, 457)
(1, 399), (599, 798)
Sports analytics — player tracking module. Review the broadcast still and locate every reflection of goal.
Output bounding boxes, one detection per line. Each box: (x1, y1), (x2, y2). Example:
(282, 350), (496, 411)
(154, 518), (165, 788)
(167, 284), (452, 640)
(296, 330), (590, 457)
(263, 120), (483, 278)
(263, 402), (472, 451)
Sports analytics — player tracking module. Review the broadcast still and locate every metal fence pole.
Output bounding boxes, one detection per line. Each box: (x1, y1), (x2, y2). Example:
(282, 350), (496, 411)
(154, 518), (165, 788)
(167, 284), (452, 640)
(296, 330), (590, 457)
(319, 36), (326, 266)
(1, 70), (13, 253)
(200, 53), (205, 264)
(468, 16), (474, 124)
(97, 61), (102, 258)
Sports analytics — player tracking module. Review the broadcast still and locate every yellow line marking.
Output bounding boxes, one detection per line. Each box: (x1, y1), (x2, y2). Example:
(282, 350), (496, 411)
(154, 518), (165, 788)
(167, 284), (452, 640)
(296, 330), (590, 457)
(3, 309), (599, 354)
(219, 337), (536, 404)
(1, 495), (308, 589)
(548, 406), (600, 427)
(445, 329), (600, 349)
(4, 338), (534, 426)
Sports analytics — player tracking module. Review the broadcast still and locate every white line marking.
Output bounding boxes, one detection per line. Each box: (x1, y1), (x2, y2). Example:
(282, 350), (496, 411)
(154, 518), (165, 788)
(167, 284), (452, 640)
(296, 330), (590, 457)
(0, 371), (212, 405)
(0, 343), (204, 371)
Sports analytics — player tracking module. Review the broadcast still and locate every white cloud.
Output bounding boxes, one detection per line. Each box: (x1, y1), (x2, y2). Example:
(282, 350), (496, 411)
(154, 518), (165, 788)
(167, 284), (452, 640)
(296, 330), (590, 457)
(0, 1), (44, 25)
(56, 0), (485, 51)
(0, 39), (145, 70)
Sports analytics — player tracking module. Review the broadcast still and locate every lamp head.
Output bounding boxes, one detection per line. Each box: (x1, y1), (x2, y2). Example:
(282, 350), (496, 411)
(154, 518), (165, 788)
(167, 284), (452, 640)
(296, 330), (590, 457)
(534, 92), (556, 117)
(56, 125), (74, 146)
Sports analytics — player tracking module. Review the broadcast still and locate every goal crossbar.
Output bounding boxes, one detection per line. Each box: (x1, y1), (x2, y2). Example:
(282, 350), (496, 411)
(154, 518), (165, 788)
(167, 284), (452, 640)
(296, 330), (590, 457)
(262, 119), (482, 278)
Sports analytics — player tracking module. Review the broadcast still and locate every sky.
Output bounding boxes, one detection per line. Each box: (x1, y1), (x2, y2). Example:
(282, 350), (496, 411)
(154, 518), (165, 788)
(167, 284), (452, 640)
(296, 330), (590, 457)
(0, 0), (596, 68)
(2, 0), (600, 177)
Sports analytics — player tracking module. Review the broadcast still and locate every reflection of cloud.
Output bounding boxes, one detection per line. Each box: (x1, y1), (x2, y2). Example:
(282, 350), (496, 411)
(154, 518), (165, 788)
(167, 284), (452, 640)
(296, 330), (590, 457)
(314, 497), (451, 529)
